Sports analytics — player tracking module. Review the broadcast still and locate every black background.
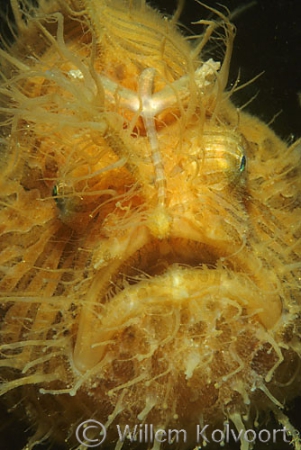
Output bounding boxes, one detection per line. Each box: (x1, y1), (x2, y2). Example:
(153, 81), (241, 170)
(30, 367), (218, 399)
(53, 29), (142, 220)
(154, 0), (301, 141)
(0, 0), (301, 449)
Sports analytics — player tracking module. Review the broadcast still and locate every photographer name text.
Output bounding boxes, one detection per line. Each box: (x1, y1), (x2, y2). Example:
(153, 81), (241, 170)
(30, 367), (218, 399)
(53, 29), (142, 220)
(76, 420), (298, 448)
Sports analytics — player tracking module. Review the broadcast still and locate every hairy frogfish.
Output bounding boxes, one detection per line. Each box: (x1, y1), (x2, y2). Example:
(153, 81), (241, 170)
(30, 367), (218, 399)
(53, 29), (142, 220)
(0, 1), (300, 449)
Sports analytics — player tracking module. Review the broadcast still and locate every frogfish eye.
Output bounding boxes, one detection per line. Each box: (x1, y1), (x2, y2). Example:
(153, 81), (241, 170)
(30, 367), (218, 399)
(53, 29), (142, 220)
(52, 184), (58, 198)
(239, 154), (246, 173)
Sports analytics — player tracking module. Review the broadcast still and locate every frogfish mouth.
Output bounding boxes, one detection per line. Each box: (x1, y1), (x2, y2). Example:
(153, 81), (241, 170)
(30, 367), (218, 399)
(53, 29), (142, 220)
(0, 1), (300, 449)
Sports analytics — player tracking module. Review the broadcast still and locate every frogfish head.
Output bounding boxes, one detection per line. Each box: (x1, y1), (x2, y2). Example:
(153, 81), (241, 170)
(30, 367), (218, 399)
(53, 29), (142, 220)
(0, 1), (300, 449)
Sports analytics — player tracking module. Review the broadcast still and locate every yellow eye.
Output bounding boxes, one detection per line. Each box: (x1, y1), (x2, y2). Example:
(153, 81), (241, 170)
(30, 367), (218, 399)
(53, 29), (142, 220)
(191, 130), (247, 189)
(51, 182), (73, 212)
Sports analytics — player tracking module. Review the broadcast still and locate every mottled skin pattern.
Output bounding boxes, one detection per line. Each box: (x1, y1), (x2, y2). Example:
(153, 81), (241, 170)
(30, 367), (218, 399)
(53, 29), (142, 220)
(0, 1), (301, 449)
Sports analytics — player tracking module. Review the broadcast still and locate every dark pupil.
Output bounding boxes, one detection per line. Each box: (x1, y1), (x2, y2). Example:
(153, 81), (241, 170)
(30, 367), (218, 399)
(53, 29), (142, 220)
(239, 155), (246, 173)
(52, 185), (58, 197)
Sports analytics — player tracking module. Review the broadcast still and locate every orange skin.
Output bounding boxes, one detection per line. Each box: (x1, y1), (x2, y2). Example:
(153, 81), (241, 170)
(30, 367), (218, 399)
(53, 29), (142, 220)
(0, 1), (301, 449)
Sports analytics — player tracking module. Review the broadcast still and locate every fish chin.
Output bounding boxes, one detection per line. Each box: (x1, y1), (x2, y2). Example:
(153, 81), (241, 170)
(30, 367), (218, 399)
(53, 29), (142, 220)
(69, 235), (284, 436)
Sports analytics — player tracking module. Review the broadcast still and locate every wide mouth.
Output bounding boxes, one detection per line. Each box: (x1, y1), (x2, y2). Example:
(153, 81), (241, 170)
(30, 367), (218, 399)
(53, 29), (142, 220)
(72, 236), (224, 371)
(73, 233), (282, 374)
(107, 237), (221, 298)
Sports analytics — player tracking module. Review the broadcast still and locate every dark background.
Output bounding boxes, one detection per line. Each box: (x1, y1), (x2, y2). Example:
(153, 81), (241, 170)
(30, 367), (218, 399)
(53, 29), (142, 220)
(154, 0), (301, 142)
(0, 0), (301, 449)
